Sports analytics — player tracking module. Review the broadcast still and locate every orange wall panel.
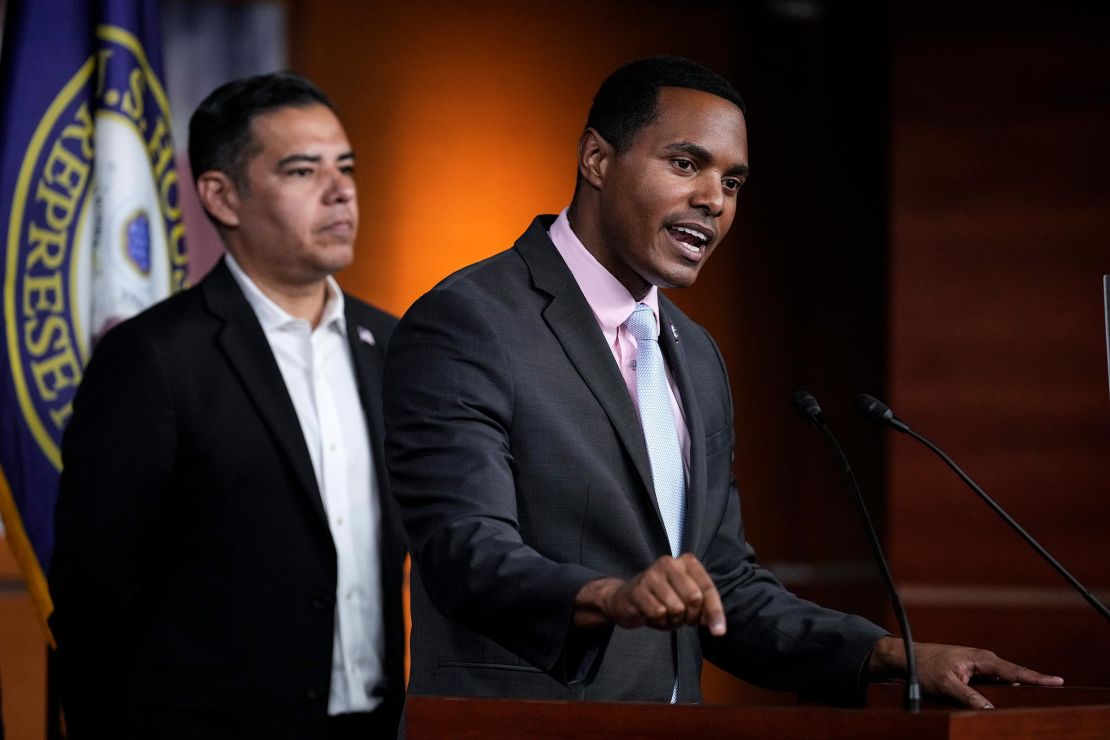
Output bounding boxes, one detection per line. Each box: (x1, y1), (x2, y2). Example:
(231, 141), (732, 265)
(289, 0), (739, 316)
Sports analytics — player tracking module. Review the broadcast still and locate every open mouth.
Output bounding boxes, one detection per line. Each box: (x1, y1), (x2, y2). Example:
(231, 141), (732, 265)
(666, 224), (711, 257)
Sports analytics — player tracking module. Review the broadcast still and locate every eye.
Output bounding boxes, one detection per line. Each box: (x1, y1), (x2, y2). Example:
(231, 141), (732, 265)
(286, 167), (314, 178)
(671, 158), (696, 173)
(723, 177), (744, 193)
(340, 163), (356, 176)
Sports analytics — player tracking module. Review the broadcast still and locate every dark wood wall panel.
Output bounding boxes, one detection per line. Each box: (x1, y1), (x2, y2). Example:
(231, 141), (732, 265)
(887, 3), (1110, 682)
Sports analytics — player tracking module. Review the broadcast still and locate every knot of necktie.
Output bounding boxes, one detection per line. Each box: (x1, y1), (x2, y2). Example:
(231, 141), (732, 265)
(625, 302), (657, 343)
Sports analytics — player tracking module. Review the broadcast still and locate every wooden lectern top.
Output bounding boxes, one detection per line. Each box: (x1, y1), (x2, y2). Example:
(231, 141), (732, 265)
(407, 684), (1110, 740)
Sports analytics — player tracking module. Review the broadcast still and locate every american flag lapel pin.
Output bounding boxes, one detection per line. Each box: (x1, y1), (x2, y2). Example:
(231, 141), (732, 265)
(357, 326), (376, 346)
(670, 323), (679, 342)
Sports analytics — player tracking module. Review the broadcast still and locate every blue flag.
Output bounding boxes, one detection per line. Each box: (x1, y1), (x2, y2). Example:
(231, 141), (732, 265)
(0, 0), (188, 634)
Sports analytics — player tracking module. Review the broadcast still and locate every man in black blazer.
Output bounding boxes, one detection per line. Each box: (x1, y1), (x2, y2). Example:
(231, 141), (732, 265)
(49, 73), (405, 739)
(384, 57), (1061, 708)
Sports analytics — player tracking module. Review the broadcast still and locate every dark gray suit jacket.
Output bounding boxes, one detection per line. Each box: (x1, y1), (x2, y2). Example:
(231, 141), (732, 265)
(50, 259), (406, 739)
(384, 216), (885, 703)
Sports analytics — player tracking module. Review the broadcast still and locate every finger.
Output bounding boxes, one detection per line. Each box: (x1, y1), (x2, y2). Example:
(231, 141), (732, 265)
(676, 554), (726, 636)
(1013, 667), (1065, 686)
(627, 571), (681, 629)
(606, 575), (658, 628)
(956, 684), (994, 710)
(642, 567), (692, 627)
(609, 583), (648, 628)
(641, 556), (703, 627)
(661, 564), (706, 626)
(932, 666), (996, 710)
(980, 658), (1064, 687)
(699, 581), (726, 636)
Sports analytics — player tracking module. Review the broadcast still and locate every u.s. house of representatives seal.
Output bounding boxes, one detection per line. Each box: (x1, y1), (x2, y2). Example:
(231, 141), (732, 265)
(4, 24), (188, 470)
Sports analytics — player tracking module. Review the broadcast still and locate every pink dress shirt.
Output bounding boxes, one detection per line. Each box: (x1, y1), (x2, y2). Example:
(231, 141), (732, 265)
(548, 209), (691, 468)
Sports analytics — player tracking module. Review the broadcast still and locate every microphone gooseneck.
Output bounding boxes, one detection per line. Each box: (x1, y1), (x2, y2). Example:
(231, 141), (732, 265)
(855, 393), (1110, 625)
(792, 391), (921, 712)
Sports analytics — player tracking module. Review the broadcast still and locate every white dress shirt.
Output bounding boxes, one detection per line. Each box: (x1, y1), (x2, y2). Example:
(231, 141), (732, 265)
(226, 254), (384, 715)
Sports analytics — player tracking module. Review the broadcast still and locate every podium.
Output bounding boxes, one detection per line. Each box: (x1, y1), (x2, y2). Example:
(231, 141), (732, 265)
(407, 685), (1110, 739)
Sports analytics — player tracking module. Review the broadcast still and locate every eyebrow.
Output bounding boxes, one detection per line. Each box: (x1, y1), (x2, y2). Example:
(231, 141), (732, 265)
(665, 141), (750, 178)
(276, 151), (355, 168)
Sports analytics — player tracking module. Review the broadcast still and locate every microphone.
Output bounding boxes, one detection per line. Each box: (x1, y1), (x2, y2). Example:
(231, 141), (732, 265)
(856, 393), (1110, 625)
(854, 394), (910, 433)
(791, 391), (921, 712)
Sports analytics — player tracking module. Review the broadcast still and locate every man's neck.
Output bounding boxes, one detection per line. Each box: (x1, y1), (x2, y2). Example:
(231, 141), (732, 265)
(226, 251), (331, 327)
(566, 200), (652, 301)
(248, 273), (330, 328)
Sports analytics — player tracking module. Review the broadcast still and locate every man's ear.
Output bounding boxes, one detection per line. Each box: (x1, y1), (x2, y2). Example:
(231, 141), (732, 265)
(195, 171), (241, 229)
(577, 128), (613, 191)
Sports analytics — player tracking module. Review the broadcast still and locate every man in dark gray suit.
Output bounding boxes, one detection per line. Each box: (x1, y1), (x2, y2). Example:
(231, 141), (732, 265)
(383, 57), (1061, 707)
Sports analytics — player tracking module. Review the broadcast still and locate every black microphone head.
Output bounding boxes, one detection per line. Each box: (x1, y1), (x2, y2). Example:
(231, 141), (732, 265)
(856, 394), (895, 423)
(792, 390), (824, 423)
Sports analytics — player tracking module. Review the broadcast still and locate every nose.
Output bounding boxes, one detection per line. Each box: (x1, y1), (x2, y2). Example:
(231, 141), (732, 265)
(691, 174), (724, 218)
(324, 167), (355, 204)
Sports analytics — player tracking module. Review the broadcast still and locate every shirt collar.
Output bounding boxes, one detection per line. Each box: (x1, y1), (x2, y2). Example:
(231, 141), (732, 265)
(224, 252), (347, 334)
(548, 207), (660, 331)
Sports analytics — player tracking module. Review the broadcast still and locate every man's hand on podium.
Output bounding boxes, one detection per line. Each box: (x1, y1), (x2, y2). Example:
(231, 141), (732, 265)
(867, 635), (1065, 708)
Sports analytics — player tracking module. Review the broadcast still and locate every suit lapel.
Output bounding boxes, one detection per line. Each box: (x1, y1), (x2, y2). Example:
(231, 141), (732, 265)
(345, 305), (406, 685)
(541, 294), (659, 503)
(202, 260), (329, 529)
(516, 219), (666, 540)
(343, 306), (389, 499)
(658, 299), (708, 557)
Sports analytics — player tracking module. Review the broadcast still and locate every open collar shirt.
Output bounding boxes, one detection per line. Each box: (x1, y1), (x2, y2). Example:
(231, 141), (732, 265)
(225, 253), (384, 715)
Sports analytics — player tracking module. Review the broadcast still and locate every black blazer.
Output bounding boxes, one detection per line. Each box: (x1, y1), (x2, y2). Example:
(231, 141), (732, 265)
(384, 216), (885, 704)
(49, 259), (405, 739)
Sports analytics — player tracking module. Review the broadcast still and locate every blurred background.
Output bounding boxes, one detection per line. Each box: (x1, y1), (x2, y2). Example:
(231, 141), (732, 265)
(1, 0), (1108, 736)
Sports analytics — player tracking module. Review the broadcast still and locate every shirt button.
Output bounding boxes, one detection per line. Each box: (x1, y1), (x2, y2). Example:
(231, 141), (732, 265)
(335, 516), (344, 526)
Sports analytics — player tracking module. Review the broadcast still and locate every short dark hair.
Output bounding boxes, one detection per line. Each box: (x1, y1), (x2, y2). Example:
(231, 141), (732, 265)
(188, 71), (336, 186)
(585, 56), (746, 152)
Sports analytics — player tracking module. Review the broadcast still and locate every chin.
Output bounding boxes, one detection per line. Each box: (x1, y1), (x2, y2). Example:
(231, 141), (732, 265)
(318, 246), (355, 270)
(657, 267), (703, 290)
